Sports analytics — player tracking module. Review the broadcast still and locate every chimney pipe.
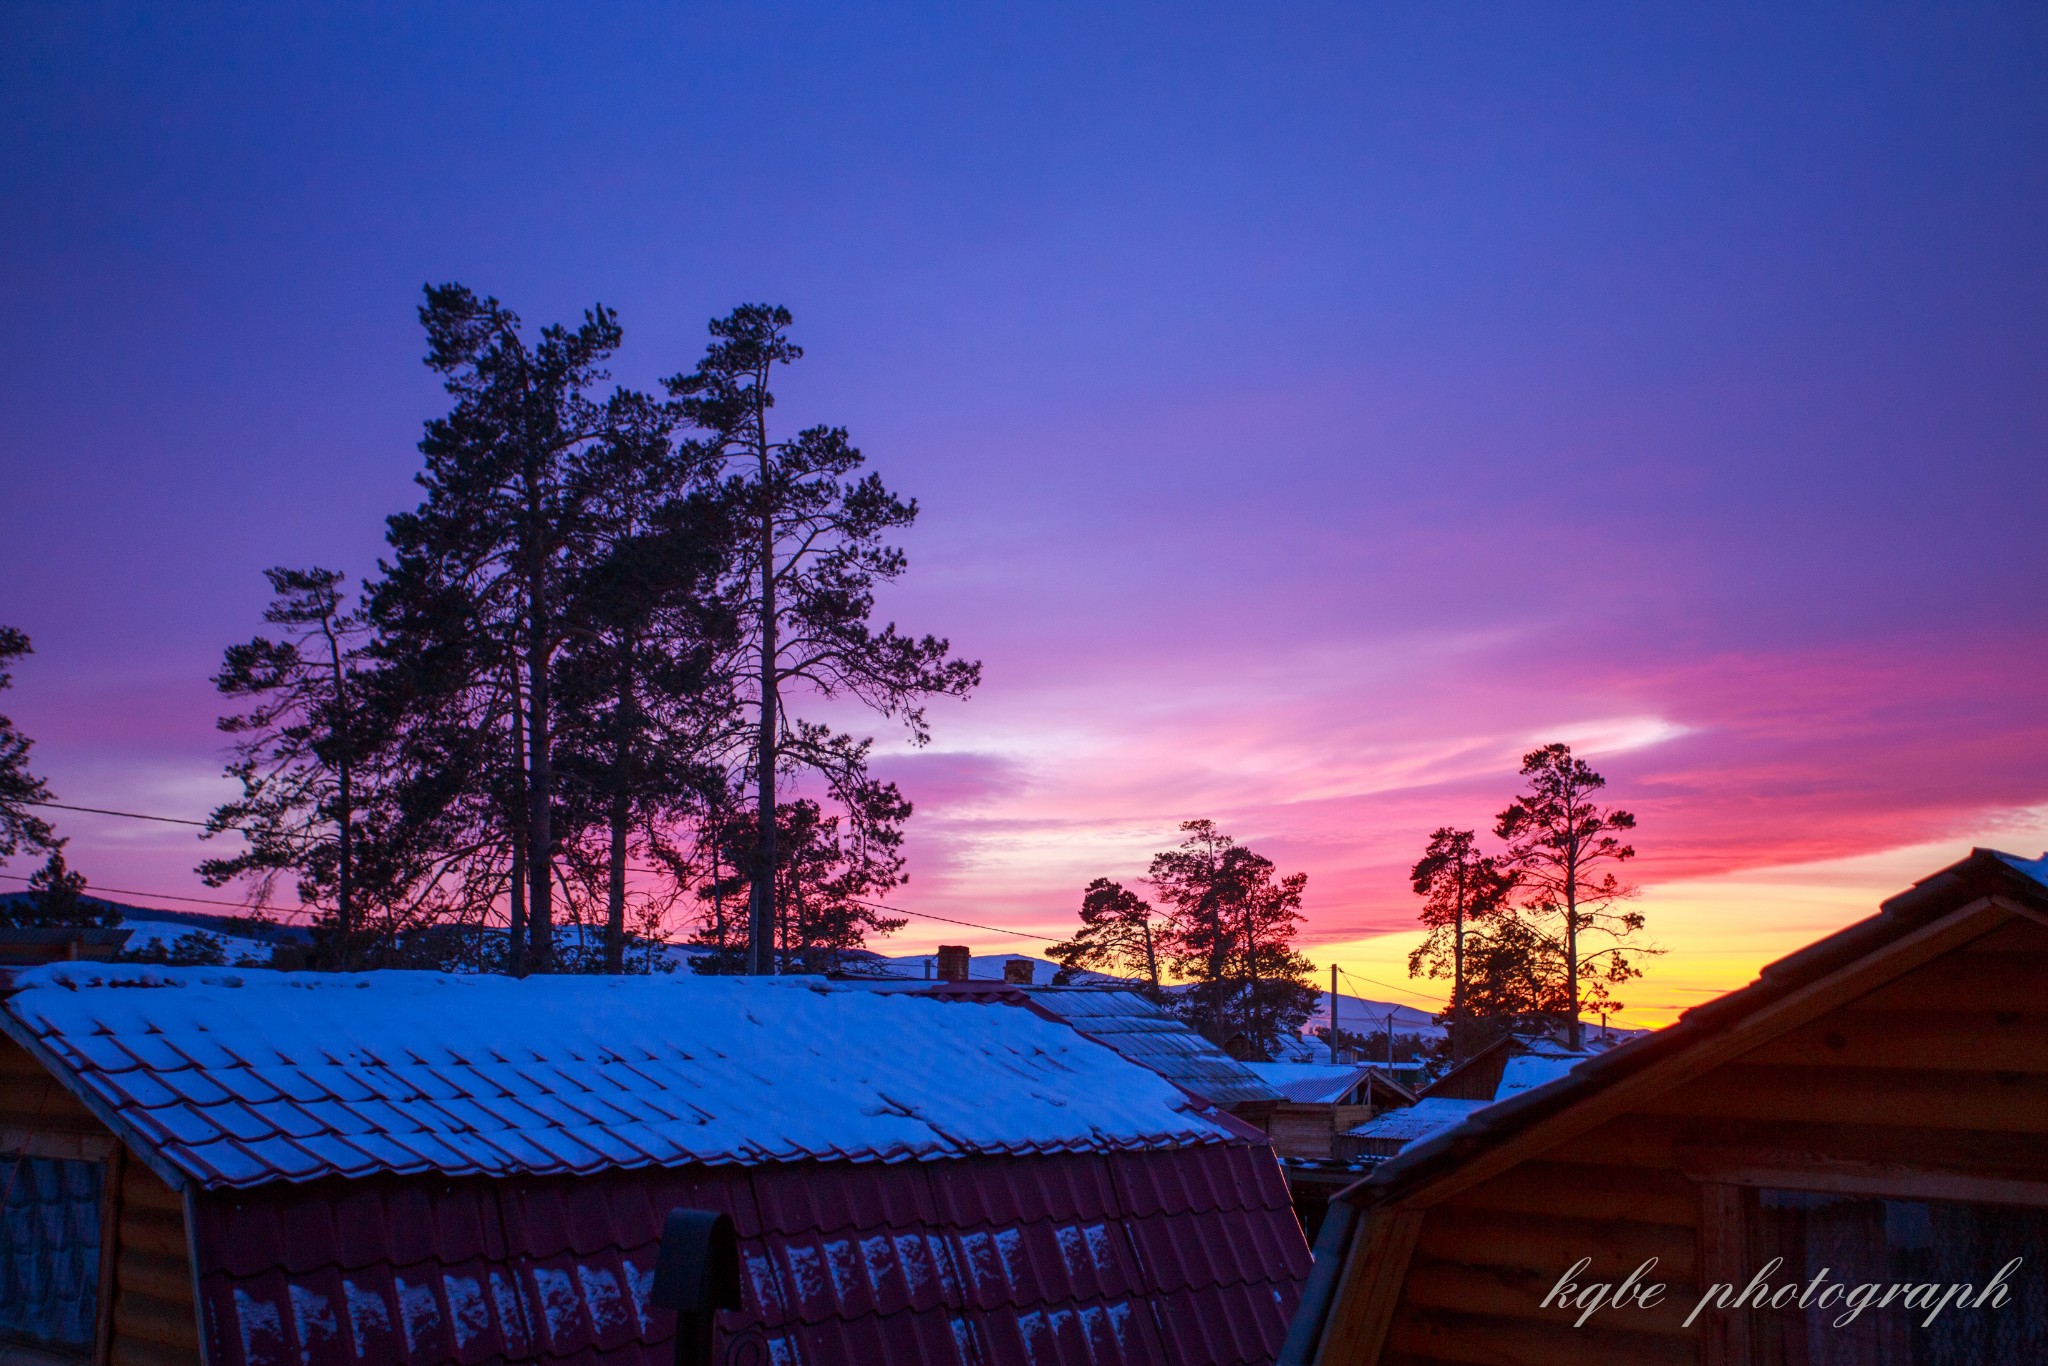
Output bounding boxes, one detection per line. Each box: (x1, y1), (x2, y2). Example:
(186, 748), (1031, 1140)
(1002, 957), (1035, 986)
(936, 945), (971, 982)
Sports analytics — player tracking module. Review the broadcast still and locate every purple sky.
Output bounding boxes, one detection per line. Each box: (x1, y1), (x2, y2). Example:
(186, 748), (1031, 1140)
(3, 5), (2044, 1017)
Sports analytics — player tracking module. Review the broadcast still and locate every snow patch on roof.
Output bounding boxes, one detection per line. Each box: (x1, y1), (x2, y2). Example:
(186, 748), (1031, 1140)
(1494, 1053), (1592, 1099)
(1241, 1063), (1378, 1105)
(1345, 1097), (1489, 1145)
(0, 965), (1245, 1189)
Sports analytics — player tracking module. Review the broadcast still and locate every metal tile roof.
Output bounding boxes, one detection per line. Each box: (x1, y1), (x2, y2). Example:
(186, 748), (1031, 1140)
(0, 966), (1246, 1191)
(189, 1146), (1311, 1366)
(1239, 1063), (1380, 1105)
(1341, 1097), (1488, 1144)
(1021, 989), (1281, 1107)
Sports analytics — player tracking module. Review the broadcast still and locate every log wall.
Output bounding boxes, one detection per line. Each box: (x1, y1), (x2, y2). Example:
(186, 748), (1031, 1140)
(1, 1035), (200, 1365)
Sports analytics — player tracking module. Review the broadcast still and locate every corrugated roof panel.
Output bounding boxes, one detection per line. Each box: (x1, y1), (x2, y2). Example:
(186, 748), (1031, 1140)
(1020, 990), (1282, 1107)
(188, 1148), (1306, 1366)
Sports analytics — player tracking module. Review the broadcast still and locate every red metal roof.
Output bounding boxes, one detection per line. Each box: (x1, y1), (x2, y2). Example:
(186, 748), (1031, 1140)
(190, 1145), (1309, 1365)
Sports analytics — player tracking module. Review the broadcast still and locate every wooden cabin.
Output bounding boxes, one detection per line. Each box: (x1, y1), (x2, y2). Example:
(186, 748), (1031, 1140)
(2, 965), (1310, 1366)
(1280, 848), (2048, 1365)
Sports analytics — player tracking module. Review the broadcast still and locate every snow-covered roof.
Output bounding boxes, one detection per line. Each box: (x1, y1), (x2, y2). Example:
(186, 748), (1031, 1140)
(1494, 1051), (1594, 1099)
(0, 964), (1248, 1191)
(1243, 1062), (1381, 1105)
(1345, 1097), (1489, 1145)
(1022, 988), (1281, 1106)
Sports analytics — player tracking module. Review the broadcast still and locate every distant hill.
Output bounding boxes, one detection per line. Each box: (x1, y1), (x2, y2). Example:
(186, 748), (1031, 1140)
(0, 893), (313, 944)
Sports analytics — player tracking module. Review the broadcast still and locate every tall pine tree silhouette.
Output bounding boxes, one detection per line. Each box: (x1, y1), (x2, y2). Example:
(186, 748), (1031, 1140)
(665, 306), (979, 975)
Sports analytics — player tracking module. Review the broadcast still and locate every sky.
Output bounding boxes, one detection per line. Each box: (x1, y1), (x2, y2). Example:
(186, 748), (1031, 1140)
(2, 3), (2044, 1024)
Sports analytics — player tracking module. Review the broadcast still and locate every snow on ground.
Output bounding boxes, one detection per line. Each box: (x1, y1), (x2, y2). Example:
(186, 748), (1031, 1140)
(117, 918), (274, 963)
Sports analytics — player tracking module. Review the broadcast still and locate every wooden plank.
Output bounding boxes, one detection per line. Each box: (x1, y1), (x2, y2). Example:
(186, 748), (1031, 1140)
(1, 1124), (118, 1160)
(1853, 951), (2048, 1012)
(1316, 1208), (1425, 1364)
(1524, 1113), (1693, 1172)
(1638, 1063), (2048, 1132)
(0, 1074), (100, 1125)
(1403, 1257), (1703, 1337)
(1741, 1009), (2048, 1072)
(1377, 898), (2011, 1211)
(116, 1246), (196, 1304)
(182, 1184), (210, 1366)
(111, 1338), (201, 1366)
(1441, 1160), (1697, 1227)
(95, 1144), (124, 1366)
(1697, 1183), (1750, 1366)
(118, 1205), (188, 1258)
(1415, 1207), (1697, 1282)
(1685, 1162), (2048, 1207)
(113, 1290), (201, 1350)
(1962, 916), (2048, 952)
(1387, 1306), (1698, 1366)
(0, 1040), (53, 1075)
(1671, 1117), (2048, 1189)
(122, 1164), (184, 1213)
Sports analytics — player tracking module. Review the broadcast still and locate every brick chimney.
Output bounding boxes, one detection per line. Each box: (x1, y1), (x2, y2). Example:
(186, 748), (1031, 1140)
(1002, 957), (1035, 986)
(936, 944), (972, 982)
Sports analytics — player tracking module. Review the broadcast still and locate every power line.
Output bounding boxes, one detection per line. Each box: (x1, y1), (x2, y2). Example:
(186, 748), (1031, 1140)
(0, 872), (261, 912)
(29, 799), (217, 829)
(8, 802), (1071, 944)
(846, 897), (1065, 943)
(1335, 964), (1445, 1007)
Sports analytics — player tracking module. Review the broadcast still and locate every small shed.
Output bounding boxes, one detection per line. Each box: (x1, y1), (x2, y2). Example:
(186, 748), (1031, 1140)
(1236, 1065), (1416, 1163)
(1281, 848), (2048, 1364)
(0, 965), (1312, 1366)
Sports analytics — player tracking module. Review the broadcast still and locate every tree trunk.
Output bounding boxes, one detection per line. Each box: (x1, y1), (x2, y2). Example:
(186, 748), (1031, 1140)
(1451, 864), (1466, 1063)
(1243, 897), (1260, 1057)
(523, 477), (554, 974)
(748, 404), (778, 976)
(605, 658), (635, 975)
(1564, 855), (1581, 1050)
(321, 613), (355, 958)
(606, 790), (628, 974)
(506, 684), (529, 976)
(1141, 919), (1160, 999)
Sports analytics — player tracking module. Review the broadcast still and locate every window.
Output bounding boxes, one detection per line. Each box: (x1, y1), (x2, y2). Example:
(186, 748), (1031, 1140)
(1747, 1189), (2047, 1365)
(0, 1156), (103, 1360)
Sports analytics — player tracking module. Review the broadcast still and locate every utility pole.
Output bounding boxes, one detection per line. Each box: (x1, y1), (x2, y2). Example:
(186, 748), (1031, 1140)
(1386, 1008), (1396, 1070)
(1329, 964), (1339, 1064)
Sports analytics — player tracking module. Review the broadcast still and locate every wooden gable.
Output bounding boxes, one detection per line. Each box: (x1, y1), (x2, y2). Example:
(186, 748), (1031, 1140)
(1302, 881), (2048, 1365)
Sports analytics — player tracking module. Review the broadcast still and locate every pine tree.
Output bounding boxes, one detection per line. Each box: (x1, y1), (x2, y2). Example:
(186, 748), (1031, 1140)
(1049, 879), (1163, 992)
(1495, 743), (1650, 1047)
(1458, 916), (1573, 1023)
(0, 848), (117, 928)
(665, 305), (979, 974)
(376, 285), (624, 972)
(552, 388), (733, 971)
(1148, 820), (1320, 1058)
(199, 568), (386, 959)
(0, 627), (57, 870)
(688, 788), (910, 974)
(1406, 827), (1514, 1059)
